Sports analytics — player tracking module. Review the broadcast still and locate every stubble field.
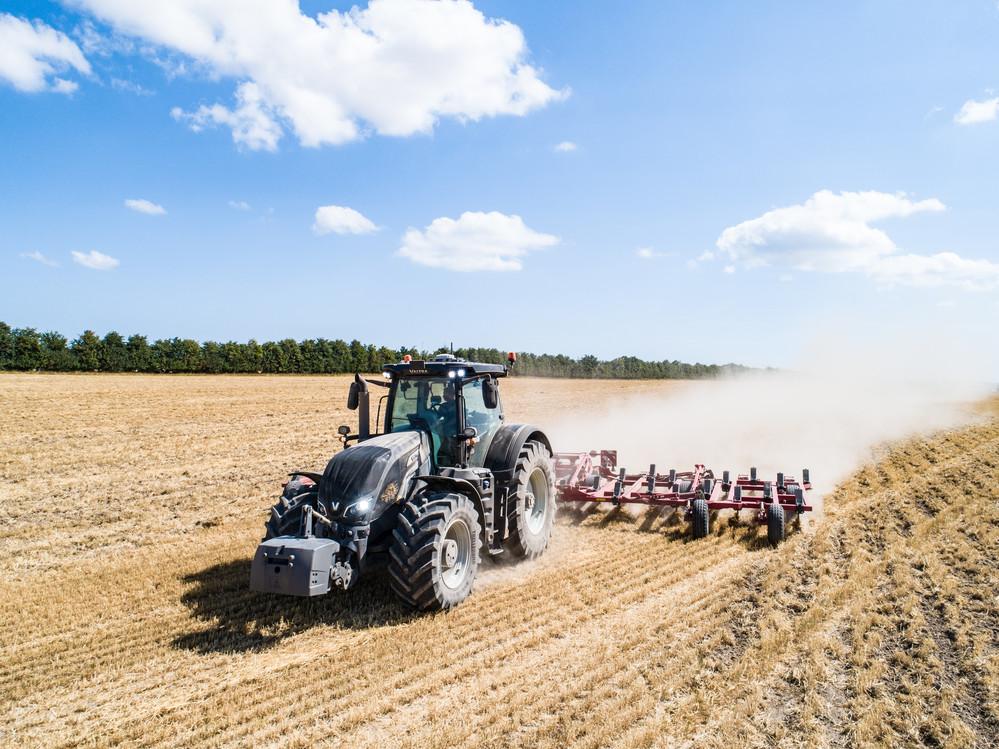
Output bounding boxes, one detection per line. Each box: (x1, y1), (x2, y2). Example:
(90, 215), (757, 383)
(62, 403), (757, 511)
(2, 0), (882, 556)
(1, 373), (996, 748)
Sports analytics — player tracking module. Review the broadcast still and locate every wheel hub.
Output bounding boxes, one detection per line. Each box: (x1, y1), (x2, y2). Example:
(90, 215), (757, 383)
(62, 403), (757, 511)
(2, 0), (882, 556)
(525, 468), (549, 535)
(440, 517), (472, 590)
(442, 539), (458, 568)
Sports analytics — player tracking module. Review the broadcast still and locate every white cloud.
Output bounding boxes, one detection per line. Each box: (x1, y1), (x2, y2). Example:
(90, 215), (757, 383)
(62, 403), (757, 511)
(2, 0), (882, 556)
(723, 265), (736, 274)
(716, 189), (999, 290)
(399, 211), (558, 271)
(124, 198), (166, 215)
(20, 250), (59, 267)
(554, 141), (577, 152)
(0, 14), (90, 93)
(954, 97), (999, 125)
(72, 250), (119, 270)
(636, 247), (670, 259)
(718, 190), (944, 272)
(172, 82), (282, 151)
(312, 205), (378, 236)
(110, 77), (152, 95)
(75, 0), (565, 150)
(228, 200), (250, 211)
(870, 252), (999, 292)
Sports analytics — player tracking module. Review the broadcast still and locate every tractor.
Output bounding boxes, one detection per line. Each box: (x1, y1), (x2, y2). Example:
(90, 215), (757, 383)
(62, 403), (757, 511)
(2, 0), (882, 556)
(250, 353), (555, 610)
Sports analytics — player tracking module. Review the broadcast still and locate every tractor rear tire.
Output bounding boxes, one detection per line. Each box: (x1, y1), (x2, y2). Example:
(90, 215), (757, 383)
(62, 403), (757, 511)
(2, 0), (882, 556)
(506, 440), (556, 559)
(389, 492), (481, 611)
(263, 476), (317, 539)
(691, 498), (710, 539)
(767, 502), (786, 547)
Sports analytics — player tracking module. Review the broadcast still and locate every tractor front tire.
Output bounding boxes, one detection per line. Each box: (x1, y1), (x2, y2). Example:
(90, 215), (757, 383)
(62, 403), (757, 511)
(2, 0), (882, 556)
(263, 476), (317, 539)
(506, 440), (556, 559)
(691, 498), (710, 539)
(389, 492), (481, 611)
(767, 502), (786, 547)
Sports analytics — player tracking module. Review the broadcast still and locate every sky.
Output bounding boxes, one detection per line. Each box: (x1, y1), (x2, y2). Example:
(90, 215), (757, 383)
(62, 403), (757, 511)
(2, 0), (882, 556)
(1, 0), (998, 373)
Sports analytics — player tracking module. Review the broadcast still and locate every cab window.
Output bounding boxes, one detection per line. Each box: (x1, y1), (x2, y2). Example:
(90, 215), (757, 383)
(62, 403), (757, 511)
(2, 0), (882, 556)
(462, 377), (502, 466)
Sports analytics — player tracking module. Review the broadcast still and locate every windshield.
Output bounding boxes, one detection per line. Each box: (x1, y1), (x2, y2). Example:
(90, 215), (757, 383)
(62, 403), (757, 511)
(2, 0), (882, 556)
(390, 377), (459, 466)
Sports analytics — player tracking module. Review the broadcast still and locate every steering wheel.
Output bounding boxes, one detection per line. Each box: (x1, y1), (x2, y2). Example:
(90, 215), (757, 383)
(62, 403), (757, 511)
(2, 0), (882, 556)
(407, 414), (433, 432)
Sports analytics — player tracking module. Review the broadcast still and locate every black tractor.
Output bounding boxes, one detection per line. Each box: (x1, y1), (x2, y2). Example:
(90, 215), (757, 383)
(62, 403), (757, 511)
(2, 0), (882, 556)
(249, 353), (556, 610)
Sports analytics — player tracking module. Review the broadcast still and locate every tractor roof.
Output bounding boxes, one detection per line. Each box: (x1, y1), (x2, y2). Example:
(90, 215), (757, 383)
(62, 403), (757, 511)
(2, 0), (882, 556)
(383, 354), (507, 378)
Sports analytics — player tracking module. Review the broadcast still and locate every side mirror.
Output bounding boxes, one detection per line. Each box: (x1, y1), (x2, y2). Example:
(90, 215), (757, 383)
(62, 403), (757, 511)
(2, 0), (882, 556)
(460, 426), (478, 440)
(482, 378), (499, 409)
(337, 425), (350, 436)
(347, 382), (359, 410)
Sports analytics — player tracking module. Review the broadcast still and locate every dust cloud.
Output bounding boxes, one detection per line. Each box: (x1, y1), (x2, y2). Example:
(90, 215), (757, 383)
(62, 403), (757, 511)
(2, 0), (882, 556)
(546, 336), (991, 503)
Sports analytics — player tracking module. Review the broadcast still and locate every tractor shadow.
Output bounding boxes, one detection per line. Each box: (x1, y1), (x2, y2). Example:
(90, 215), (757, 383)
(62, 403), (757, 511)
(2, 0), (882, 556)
(172, 558), (415, 655)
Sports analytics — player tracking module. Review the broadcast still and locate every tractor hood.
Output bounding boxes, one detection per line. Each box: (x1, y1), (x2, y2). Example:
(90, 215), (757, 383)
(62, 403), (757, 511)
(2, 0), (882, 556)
(318, 430), (429, 522)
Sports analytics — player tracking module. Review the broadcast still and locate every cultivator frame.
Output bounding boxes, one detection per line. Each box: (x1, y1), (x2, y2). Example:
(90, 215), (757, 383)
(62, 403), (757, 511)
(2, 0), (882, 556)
(553, 450), (813, 544)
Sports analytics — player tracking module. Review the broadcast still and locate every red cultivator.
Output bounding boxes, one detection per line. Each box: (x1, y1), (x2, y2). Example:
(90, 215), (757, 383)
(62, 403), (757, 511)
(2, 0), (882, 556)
(553, 450), (813, 545)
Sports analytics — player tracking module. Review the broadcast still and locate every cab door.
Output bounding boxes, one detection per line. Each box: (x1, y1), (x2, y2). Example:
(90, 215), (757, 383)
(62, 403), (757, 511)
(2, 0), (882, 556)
(462, 377), (503, 467)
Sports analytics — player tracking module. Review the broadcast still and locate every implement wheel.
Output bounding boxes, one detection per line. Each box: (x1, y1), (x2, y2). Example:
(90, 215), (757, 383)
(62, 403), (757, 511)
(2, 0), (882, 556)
(767, 502), (786, 547)
(389, 492), (481, 611)
(691, 498), (710, 539)
(506, 440), (556, 559)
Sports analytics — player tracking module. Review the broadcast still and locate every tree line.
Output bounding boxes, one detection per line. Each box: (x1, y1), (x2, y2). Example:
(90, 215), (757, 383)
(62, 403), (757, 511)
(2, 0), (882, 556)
(0, 322), (745, 379)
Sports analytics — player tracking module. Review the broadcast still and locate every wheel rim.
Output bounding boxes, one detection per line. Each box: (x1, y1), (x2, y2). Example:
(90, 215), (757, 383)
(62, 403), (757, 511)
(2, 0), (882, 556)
(526, 468), (549, 534)
(440, 517), (472, 590)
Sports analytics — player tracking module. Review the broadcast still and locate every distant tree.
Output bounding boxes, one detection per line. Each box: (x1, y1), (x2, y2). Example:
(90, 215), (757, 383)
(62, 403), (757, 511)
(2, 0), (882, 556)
(278, 338), (302, 373)
(150, 339), (172, 372)
(244, 339), (263, 372)
(348, 339), (365, 373)
(12, 328), (44, 370)
(40, 331), (75, 371)
(0, 322), (13, 369)
(202, 341), (224, 373)
(71, 330), (103, 371)
(126, 335), (151, 371)
(175, 339), (202, 372)
(0, 321), (751, 380)
(100, 331), (129, 371)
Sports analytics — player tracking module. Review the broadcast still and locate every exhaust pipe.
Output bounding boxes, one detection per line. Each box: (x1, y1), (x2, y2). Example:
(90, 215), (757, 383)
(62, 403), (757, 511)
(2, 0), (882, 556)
(347, 373), (371, 440)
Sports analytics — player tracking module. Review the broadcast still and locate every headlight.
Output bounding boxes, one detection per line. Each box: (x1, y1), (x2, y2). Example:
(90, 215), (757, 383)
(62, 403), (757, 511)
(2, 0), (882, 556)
(344, 498), (372, 520)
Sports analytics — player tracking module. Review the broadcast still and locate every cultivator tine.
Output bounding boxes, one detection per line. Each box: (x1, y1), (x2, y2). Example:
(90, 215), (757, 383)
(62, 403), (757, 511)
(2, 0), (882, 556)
(647, 464), (656, 493)
(750, 466), (757, 481)
(722, 469), (730, 484)
(668, 468), (676, 486)
(613, 468), (625, 505)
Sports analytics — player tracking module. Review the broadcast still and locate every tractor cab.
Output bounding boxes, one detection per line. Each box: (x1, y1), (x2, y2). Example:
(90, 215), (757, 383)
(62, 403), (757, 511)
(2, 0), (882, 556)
(382, 354), (506, 469)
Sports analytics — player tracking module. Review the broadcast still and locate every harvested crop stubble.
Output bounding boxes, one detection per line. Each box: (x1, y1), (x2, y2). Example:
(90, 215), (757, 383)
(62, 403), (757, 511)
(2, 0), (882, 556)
(0, 374), (996, 748)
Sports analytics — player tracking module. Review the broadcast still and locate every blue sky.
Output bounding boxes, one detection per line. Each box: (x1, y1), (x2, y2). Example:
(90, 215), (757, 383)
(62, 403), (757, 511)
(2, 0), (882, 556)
(2, 0), (998, 372)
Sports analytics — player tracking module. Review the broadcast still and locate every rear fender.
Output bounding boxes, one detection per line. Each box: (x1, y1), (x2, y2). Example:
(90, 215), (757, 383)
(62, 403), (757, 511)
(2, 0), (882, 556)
(485, 424), (552, 481)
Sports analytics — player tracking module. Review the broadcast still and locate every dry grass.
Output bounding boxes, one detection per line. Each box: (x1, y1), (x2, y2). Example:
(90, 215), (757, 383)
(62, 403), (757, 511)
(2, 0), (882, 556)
(0, 373), (996, 748)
